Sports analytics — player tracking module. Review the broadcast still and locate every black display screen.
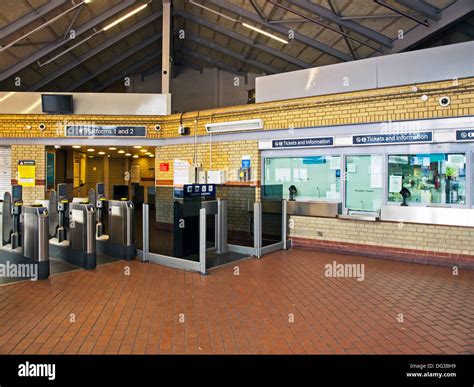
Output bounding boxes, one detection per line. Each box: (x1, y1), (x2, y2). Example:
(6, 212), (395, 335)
(41, 94), (74, 114)
(12, 185), (22, 201)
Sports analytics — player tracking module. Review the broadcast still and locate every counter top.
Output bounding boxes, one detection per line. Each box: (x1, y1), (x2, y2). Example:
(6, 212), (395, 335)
(381, 205), (474, 227)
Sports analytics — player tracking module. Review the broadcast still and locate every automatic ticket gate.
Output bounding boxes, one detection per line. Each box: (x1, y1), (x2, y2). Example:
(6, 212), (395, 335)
(93, 183), (136, 260)
(173, 184), (220, 259)
(0, 185), (50, 280)
(49, 184), (97, 269)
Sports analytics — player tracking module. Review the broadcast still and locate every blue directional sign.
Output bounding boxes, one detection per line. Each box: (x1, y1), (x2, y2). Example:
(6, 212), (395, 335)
(352, 131), (433, 145)
(456, 129), (474, 141)
(272, 136), (334, 148)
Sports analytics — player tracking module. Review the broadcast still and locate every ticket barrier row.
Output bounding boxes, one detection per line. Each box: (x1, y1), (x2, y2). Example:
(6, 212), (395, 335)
(0, 183), (136, 281)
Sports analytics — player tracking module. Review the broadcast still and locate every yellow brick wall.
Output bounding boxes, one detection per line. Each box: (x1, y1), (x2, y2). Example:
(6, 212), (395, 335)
(289, 216), (474, 256)
(10, 145), (46, 204)
(155, 140), (260, 186)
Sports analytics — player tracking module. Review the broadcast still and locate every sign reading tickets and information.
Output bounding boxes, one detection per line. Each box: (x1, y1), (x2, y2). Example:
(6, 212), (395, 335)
(456, 129), (474, 141)
(352, 131), (433, 145)
(18, 160), (36, 187)
(272, 136), (334, 149)
(65, 125), (146, 137)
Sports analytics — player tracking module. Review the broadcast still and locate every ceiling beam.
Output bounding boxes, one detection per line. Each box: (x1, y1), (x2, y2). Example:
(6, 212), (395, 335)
(93, 50), (162, 92)
(0, 0), (68, 41)
(285, 0), (393, 47)
(203, 0), (352, 62)
(68, 32), (162, 91)
(371, 0), (474, 55)
(396, 0), (441, 21)
(0, 0), (137, 82)
(174, 9), (312, 69)
(26, 10), (163, 91)
(183, 31), (279, 74)
(180, 48), (246, 77)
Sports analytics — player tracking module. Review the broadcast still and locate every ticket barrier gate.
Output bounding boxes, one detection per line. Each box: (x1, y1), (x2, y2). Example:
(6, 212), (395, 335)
(92, 183), (136, 260)
(0, 186), (50, 280)
(48, 184), (97, 269)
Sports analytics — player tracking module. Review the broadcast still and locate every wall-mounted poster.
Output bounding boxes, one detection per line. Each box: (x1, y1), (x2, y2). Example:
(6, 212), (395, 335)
(18, 160), (36, 187)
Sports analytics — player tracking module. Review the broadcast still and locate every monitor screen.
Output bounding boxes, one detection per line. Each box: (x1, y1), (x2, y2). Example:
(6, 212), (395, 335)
(41, 94), (74, 114)
(12, 185), (22, 201)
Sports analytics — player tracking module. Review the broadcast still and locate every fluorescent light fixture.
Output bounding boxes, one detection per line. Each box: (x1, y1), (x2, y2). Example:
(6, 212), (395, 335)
(87, 148), (95, 152)
(242, 23), (288, 44)
(205, 119), (264, 134)
(125, 153), (132, 156)
(188, 0), (287, 45)
(108, 147), (117, 150)
(140, 149), (148, 153)
(118, 150), (125, 154)
(72, 145), (81, 149)
(54, 145), (61, 149)
(98, 151), (106, 155)
(133, 155), (139, 159)
(148, 154), (155, 158)
(102, 3), (149, 31)
(133, 145), (142, 149)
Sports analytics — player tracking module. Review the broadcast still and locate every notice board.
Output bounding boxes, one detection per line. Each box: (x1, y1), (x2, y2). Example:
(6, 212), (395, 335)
(18, 160), (36, 187)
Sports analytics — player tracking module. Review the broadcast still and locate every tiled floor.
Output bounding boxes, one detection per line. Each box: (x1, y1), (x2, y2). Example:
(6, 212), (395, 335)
(0, 249), (472, 354)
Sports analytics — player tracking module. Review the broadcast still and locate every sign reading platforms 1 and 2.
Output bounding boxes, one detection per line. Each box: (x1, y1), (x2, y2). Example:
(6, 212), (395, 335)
(65, 125), (146, 137)
(352, 131), (433, 145)
(272, 137), (334, 149)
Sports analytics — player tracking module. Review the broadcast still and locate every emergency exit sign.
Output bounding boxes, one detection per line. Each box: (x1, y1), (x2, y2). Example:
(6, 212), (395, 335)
(159, 163), (169, 172)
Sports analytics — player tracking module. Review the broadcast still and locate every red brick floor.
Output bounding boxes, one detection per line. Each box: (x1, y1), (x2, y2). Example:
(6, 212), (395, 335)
(0, 249), (472, 355)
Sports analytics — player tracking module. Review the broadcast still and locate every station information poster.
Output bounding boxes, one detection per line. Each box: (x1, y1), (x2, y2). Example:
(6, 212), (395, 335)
(18, 160), (36, 187)
(46, 152), (55, 190)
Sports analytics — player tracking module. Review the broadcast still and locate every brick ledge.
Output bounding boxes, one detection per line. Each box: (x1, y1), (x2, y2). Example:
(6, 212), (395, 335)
(291, 237), (474, 270)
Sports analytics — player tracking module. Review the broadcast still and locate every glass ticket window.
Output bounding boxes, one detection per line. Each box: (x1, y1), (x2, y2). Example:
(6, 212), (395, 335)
(264, 156), (341, 201)
(387, 153), (466, 206)
(345, 155), (383, 212)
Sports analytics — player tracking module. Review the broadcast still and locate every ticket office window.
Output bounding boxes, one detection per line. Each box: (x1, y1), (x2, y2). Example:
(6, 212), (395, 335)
(345, 155), (383, 213)
(264, 156), (341, 201)
(387, 153), (467, 206)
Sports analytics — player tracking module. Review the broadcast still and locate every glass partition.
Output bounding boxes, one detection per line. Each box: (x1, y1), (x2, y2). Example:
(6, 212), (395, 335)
(264, 156), (341, 201)
(217, 186), (255, 247)
(149, 186), (175, 256)
(345, 155), (383, 212)
(387, 153), (466, 206)
(261, 185), (283, 247)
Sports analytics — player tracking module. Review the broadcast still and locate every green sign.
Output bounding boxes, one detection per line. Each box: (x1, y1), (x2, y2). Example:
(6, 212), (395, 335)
(46, 152), (55, 190)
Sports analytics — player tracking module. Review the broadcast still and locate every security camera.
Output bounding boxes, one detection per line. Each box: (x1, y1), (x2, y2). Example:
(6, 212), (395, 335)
(439, 96), (450, 107)
(38, 123), (46, 130)
(154, 124), (161, 132)
(178, 125), (190, 135)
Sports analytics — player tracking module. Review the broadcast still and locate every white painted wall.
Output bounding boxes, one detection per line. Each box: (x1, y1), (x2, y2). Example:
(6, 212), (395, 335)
(127, 67), (258, 113)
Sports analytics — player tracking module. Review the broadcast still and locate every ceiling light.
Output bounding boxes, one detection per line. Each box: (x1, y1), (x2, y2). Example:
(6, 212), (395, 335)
(98, 151), (106, 155)
(133, 145), (142, 149)
(188, 0), (287, 45)
(102, 3), (149, 31)
(125, 153), (132, 156)
(88, 155), (94, 158)
(148, 154), (155, 157)
(140, 149), (148, 153)
(87, 148), (95, 152)
(242, 23), (288, 44)
(109, 147), (117, 150)
(205, 119), (264, 133)
(72, 145), (81, 149)
(132, 155), (139, 158)
(54, 145), (61, 149)
(118, 150), (125, 154)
